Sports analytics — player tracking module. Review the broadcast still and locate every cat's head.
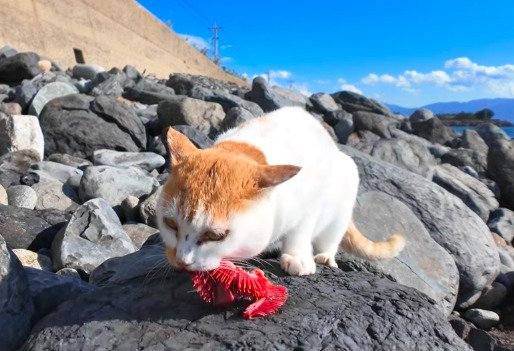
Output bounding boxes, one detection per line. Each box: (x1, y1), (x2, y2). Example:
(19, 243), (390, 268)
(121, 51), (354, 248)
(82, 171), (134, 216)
(157, 128), (300, 271)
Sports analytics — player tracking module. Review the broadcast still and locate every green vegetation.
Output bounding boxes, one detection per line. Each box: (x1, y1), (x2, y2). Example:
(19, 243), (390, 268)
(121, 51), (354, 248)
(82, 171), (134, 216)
(436, 108), (494, 121)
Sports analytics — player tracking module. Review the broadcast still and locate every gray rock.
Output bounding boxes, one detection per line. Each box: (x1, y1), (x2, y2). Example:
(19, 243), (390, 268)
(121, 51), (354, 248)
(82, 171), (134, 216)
(352, 111), (398, 138)
(390, 128), (451, 158)
(56, 267), (82, 279)
(13, 80), (38, 111)
(433, 164), (499, 221)
(0, 183), (7, 205)
(411, 117), (457, 145)
(122, 223), (159, 249)
(79, 166), (158, 208)
(441, 148), (487, 174)
(71, 64), (105, 80)
(31, 177), (80, 212)
(450, 317), (509, 351)
(0, 45), (18, 59)
(139, 186), (162, 227)
(0, 150), (40, 188)
(26, 259), (470, 351)
(475, 123), (510, 148)
(169, 125), (214, 149)
(157, 96), (225, 135)
(472, 282), (508, 310)
(409, 108), (434, 123)
(73, 78), (93, 94)
(310, 93), (340, 114)
(65, 174), (82, 190)
(121, 196), (140, 223)
(460, 129), (489, 157)
(0, 114), (44, 161)
(165, 73), (243, 97)
(219, 106), (256, 131)
(347, 130), (382, 152)
(333, 113), (354, 144)
(245, 77), (304, 112)
(47, 153), (92, 168)
(122, 65), (142, 81)
(0, 234), (33, 351)
(339, 191), (458, 315)
(339, 145), (500, 308)
(0, 101), (22, 115)
(123, 80), (175, 105)
(487, 139), (514, 210)
(25, 267), (93, 323)
(51, 198), (137, 274)
(488, 208), (514, 243)
(6, 185), (37, 209)
(0, 52), (41, 85)
(93, 149), (165, 171)
(463, 309), (500, 330)
(40, 94), (146, 159)
(331, 90), (393, 116)
(273, 86), (310, 108)
(0, 205), (70, 250)
(90, 73), (133, 97)
(31, 161), (83, 183)
(28, 82), (79, 116)
(192, 87), (264, 117)
(323, 109), (352, 127)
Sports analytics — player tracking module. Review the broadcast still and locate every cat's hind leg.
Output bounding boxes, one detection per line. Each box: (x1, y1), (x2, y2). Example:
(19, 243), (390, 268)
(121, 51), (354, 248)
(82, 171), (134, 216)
(312, 214), (352, 268)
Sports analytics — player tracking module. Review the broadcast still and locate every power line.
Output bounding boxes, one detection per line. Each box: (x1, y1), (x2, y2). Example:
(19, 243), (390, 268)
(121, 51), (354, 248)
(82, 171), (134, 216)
(208, 23), (222, 65)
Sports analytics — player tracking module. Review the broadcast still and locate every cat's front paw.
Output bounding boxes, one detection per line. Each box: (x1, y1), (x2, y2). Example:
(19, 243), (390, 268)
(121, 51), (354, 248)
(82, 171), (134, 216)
(280, 253), (316, 276)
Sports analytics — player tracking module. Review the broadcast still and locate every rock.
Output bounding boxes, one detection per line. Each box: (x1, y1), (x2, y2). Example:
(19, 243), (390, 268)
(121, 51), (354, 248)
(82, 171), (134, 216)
(487, 139), (514, 210)
(0, 114), (44, 161)
(0, 45), (18, 59)
(32, 176), (80, 212)
(432, 164), (499, 221)
(475, 123), (510, 148)
(0, 102), (22, 115)
(121, 196), (140, 223)
(51, 198), (137, 274)
(463, 309), (500, 330)
(40, 94), (146, 158)
(13, 80), (38, 111)
(411, 117), (457, 145)
(331, 90), (393, 116)
(139, 186), (162, 227)
(0, 234), (34, 351)
(0, 183), (7, 205)
(47, 153), (92, 168)
(310, 93), (340, 114)
(169, 125), (214, 149)
(441, 148), (487, 174)
(157, 96), (225, 136)
(409, 108), (434, 122)
(322, 109), (352, 127)
(12, 249), (52, 271)
(450, 317), (509, 351)
(192, 87), (264, 117)
(165, 73), (245, 97)
(273, 86), (310, 108)
(122, 223), (159, 248)
(71, 64), (105, 80)
(0, 52), (41, 85)
(339, 145), (500, 308)
(6, 185), (37, 209)
(56, 267), (82, 279)
(31, 161), (83, 183)
(339, 191), (458, 315)
(488, 208), (514, 243)
(93, 149), (165, 171)
(333, 113), (354, 144)
(347, 130), (382, 151)
(460, 129), (489, 157)
(90, 72), (133, 97)
(28, 82), (79, 116)
(352, 111), (397, 139)
(25, 267), (94, 323)
(0, 205), (70, 250)
(472, 282), (508, 310)
(245, 77), (304, 112)
(122, 79), (175, 105)
(25, 260), (470, 351)
(122, 65), (142, 81)
(390, 128), (451, 158)
(0, 150), (40, 188)
(79, 166), (158, 208)
(37, 60), (52, 73)
(219, 106), (256, 131)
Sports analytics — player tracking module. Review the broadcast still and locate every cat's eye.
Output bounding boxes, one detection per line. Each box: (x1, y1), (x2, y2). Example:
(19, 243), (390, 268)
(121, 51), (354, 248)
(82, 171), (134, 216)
(163, 217), (178, 231)
(197, 229), (229, 245)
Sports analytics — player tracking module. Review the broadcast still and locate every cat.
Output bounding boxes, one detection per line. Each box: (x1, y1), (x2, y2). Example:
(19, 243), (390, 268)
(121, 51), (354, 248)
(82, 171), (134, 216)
(157, 106), (405, 276)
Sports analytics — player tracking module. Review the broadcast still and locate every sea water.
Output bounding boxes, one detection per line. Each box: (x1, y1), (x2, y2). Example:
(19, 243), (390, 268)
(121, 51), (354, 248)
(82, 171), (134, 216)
(452, 126), (514, 139)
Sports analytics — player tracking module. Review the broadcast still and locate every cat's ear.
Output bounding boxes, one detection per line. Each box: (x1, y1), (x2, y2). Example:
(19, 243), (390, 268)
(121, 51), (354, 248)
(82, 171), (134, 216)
(256, 164), (301, 188)
(166, 128), (198, 164)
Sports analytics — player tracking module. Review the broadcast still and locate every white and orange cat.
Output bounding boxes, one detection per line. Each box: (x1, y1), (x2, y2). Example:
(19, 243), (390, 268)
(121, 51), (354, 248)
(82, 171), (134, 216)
(157, 107), (405, 276)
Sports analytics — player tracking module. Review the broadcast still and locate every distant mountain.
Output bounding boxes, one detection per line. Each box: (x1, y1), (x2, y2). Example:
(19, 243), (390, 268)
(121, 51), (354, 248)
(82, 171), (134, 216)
(386, 98), (514, 123)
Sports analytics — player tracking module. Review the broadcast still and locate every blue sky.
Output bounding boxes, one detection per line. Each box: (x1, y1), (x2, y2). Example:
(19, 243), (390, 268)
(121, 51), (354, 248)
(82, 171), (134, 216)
(137, 0), (514, 107)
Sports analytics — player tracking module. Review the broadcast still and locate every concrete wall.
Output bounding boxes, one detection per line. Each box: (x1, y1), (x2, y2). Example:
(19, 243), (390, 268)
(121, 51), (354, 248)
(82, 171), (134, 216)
(0, 0), (243, 83)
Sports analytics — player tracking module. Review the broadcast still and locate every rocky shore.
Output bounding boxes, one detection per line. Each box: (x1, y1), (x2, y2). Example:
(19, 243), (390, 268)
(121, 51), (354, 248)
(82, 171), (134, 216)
(0, 46), (513, 350)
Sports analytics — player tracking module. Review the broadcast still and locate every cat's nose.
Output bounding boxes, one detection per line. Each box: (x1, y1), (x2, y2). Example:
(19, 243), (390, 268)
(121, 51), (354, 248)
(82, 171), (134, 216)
(175, 257), (193, 270)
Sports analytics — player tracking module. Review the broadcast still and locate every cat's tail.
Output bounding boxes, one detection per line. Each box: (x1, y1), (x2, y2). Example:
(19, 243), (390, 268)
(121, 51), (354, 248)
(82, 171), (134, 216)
(340, 221), (405, 260)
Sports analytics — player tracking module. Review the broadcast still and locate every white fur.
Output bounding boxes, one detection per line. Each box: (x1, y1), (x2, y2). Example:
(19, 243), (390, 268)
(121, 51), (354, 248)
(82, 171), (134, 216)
(158, 107), (359, 275)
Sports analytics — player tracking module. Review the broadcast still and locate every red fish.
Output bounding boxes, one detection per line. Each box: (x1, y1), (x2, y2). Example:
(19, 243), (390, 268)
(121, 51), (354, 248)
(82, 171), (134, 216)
(189, 260), (288, 319)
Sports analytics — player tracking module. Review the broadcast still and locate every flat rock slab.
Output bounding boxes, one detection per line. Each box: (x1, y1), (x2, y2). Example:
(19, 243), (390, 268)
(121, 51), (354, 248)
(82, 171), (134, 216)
(28, 82), (79, 116)
(93, 149), (165, 171)
(23, 262), (469, 351)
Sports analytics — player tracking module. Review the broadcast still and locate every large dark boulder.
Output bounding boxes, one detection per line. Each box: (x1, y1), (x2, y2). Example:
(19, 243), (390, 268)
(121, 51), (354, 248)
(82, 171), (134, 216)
(191, 86), (264, 117)
(0, 52), (41, 85)
(487, 139), (514, 210)
(331, 90), (392, 116)
(411, 117), (457, 145)
(39, 94), (146, 159)
(122, 78), (176, 105)
(352, 111), (398, 138)
(0, 205), (70, 250)
(0, 234), (34, 351)
(244, 77), (304, 112)
(339, 145), (500, 308)
(23, 250), (469, 350)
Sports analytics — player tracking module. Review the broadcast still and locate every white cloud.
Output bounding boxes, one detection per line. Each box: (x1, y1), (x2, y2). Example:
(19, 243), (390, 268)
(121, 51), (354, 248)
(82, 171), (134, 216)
(270, 70), (292, 79)
(340, 84), (362, 94)
(293, 83), (312, 97)
(179, 34), (210, 51)
(361, 57), (514, 97)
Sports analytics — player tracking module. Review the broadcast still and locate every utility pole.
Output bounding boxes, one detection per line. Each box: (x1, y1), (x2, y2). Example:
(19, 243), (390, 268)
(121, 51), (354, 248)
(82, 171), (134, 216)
(288, 79), (294, 89)
(266, 71), (271, 84)
(208, 22), (222, 65)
